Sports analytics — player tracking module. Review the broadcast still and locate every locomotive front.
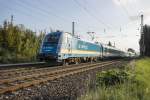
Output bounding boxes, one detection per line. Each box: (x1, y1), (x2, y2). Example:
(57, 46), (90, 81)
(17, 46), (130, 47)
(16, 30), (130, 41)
(38, 31), (63, 62)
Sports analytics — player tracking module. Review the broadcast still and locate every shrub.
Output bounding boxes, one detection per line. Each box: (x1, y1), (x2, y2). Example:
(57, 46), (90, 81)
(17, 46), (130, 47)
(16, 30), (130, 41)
(96, 70), (129, 86)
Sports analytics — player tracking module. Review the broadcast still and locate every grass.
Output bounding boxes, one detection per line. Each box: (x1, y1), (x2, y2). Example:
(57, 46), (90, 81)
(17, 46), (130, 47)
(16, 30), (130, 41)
(135, 58), (150, 88)
(78, 58), (150, 100)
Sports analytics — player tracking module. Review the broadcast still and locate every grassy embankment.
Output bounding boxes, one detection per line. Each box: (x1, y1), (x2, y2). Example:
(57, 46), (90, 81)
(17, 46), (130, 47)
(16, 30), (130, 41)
(79, 58), (150, 100)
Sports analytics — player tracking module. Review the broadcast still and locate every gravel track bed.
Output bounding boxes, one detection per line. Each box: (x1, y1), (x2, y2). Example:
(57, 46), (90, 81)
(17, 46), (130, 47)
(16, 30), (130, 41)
(0, 61), (127, 100)
(0, 62), (101, 80)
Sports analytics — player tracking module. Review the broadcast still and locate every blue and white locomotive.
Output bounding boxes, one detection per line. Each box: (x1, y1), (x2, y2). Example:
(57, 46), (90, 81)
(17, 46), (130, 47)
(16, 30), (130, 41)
(38, 31), (125, 64)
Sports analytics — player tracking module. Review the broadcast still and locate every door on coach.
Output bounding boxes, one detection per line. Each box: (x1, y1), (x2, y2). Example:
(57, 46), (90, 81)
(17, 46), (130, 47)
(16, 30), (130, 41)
(67, 37), (72, 56)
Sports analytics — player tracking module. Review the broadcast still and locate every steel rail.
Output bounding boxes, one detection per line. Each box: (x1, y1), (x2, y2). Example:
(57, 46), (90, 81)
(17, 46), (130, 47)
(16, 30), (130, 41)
(0, 61), (104, 79)
(0, 60), (121, 94)
(0, 61), (113, 84)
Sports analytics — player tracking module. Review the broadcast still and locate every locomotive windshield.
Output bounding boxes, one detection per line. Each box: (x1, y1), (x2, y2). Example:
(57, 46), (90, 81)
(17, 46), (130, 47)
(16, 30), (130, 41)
(44, 33), (61, 43)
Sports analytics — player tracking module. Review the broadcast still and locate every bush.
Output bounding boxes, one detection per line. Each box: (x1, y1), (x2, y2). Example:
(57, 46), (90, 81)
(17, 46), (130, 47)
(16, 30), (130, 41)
(96, 70), (129, 86)
(0, 20), (45, 63)
(79, 58), (150, 100)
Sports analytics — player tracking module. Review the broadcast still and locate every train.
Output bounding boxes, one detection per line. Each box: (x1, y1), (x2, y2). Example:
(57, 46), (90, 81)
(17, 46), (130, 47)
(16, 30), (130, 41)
(37, 31), (127, 65)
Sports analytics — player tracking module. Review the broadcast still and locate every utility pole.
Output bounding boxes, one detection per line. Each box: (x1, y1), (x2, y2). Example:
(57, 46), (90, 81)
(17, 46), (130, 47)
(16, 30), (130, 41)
(140, 14), (145, 56)
(72, 22), (75, 36)
(141, 14), (144, 34)
(11, 15), (14, 25)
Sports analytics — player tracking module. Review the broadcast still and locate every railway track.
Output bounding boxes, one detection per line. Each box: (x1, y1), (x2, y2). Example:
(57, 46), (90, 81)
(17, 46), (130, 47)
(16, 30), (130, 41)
(0, 60), (121, 94)
(0, 62), (100, 79)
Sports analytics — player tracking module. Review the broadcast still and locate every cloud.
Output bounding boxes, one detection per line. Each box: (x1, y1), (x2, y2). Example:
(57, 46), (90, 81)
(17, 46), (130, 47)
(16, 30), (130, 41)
(113, 0), (138, 6)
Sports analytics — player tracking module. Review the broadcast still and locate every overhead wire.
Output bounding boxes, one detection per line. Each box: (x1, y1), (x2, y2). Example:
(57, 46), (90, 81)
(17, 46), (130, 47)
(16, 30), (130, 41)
(2, 0), (128, 35)
(73, 0), (111, 29)
(3, 0), (109, 34)
(15, 0), (91, 33)
(117, 0), (131, 20)
(84, 0), (117, 29)
(14, 0), (72, 30)
(37, 0), (99, 33)
(0, 0), (45, 25)
(116, 0), (141, 37)
(15, 0), (66, 22)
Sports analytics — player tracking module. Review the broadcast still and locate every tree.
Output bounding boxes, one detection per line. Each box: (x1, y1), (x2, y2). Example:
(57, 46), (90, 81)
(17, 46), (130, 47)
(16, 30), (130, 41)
(127, 48), (135, 53)
(0, 18), (45, 63)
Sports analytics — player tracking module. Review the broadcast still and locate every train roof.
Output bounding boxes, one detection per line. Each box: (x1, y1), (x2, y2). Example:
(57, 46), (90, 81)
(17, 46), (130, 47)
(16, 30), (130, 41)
(46, 32), (124, 52)
(102, 44), (123, 52)
(46, 31), (62, 35)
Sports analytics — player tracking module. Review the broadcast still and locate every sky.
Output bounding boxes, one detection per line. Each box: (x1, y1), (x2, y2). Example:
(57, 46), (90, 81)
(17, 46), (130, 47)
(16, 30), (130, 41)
(0, 0), (150, 52)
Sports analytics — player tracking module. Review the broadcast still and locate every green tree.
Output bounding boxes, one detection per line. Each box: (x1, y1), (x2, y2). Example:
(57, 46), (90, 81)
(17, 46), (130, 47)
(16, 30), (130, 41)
(0, 19), (45, 63)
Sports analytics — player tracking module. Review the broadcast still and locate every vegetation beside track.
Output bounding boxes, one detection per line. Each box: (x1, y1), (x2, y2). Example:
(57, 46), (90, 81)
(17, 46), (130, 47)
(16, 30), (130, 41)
(79, 58), (150, 100)
(0, 20), (45, 63)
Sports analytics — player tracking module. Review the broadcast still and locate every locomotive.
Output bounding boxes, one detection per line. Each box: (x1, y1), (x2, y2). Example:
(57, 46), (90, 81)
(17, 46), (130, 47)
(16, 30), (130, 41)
(38, 31), (126, 65)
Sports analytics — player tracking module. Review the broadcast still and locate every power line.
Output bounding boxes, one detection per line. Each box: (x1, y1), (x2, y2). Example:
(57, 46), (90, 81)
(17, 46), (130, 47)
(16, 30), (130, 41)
(2, 0), (121, 34)
(116, 0), (142, 37)
(0, 1), (43, 24)
(84, 0), (116, 28)
(73, 0), (111, 29)
(16, 0), (92, 32)
(23, 1), (89, 33)
(13, 0), (70, 29)
(38, 0), (101, 33)
(16, 0), (111, 33)
(117, 0), (131, 19)
(39, 0), (104, 32)
(36, 0), (71, 22)
(16, 0), (67, 22)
